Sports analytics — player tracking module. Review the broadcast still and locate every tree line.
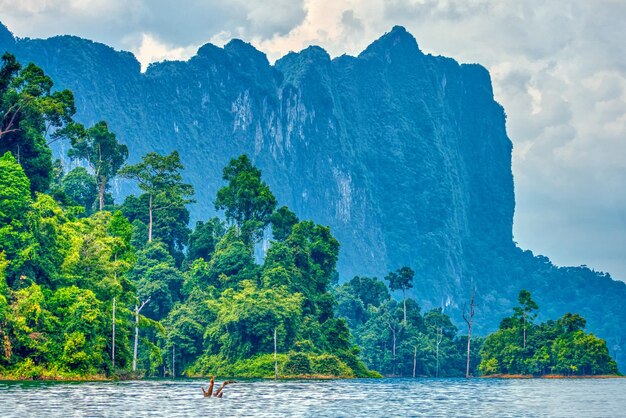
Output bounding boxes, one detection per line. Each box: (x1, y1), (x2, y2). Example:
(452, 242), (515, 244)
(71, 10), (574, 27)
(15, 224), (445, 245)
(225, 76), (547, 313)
(479, 290), (618, 376)
(0, 53), (618, 379)
(0, 53), (376, 378)
(335, 274), (482, 377)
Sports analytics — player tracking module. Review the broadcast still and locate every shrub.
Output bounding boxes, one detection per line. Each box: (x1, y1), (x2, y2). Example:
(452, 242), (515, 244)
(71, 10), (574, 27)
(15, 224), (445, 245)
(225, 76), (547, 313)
(311, 354), (353, 377)
(282, 352), (312, 375)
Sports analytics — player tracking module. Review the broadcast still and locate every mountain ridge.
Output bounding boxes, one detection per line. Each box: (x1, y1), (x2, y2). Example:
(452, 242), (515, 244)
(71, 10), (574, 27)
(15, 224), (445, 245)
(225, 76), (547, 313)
(0, 23), (624, 368)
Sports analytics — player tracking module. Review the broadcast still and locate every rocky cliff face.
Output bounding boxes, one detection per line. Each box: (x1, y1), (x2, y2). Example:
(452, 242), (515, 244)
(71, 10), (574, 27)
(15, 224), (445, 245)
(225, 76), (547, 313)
(0, 26), (513, 283)
(2, 24), (625, 363)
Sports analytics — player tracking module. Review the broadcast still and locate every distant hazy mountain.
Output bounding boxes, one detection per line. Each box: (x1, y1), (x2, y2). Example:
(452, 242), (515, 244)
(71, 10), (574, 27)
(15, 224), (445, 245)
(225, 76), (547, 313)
(1, 23), (624, 366)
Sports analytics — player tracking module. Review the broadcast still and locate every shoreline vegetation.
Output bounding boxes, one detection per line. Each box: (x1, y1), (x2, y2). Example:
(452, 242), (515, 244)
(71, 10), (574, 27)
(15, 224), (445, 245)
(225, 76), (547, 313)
(483, 374), (624, 379)
(1, 372), (622, 382)
(0, 55), (620, 383)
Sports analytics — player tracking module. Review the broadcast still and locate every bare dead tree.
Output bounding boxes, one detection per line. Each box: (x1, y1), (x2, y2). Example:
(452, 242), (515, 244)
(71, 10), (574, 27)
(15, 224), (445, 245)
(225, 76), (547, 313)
(202, 377), (236, 398)
(413, 345), (417, 378)
(462, 289), (476, 379)
(111, 297), (116, 372)
(132, 297), (151, 372)
(274, 327), (278, 380)
(172, 345), (176, 378)
(436, 327), (443, 378)
(387, 319), (399, 359)
(0, 103), (22, 139)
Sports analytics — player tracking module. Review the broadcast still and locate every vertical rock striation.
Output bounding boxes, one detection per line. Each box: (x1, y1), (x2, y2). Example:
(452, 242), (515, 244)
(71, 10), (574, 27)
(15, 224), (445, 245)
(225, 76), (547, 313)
(1, 23), (624, 365)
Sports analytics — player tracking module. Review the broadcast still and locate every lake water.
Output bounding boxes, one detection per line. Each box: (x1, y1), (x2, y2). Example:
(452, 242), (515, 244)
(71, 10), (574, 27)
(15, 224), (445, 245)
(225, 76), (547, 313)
(0, 378), (624, 417)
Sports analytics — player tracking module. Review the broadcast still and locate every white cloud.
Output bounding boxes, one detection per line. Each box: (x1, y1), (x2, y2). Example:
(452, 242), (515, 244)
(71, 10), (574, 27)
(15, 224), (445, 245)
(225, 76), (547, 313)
(133, 33), (199, 72)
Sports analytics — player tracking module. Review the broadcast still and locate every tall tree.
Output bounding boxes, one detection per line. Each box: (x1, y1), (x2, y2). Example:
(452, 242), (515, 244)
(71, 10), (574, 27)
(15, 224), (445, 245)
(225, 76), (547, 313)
(69, 121), (128, 211)
(385, 266), (414, 324)
(513, 289), (538, 349)
(215, 154), (276, 245)
(0, 53), (79, 193)
(133, 297), (151, 372)
(119, 151), (194, 243)
(462, 289), (476, 379)
(480, 302), (618, 376)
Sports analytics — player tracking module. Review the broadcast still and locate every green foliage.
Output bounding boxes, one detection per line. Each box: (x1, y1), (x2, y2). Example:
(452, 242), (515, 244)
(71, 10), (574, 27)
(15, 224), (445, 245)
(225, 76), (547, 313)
(335, 275), (474, 377)
(0, 186), (138, 375)
(0, 96), (374, 380)
(207, 229), (257, 287)
(187, 217), (225, 262)
(167, 157), (373, 378)
(119, 151), (194, 262)
(61, 211), (135, 300)
(270, 206), (299, 241)
(68, 121), (128, 210)
(479, 291), (618, 376)
(0, 151), (35, 287)
(0, 151), (31, 221)
(0, 53), (79, 194)
(205, 280), (303, 360)
(127, 242), (183, 321)
(49, 286), (107, 373)
(385, 267), (414, 293)
(283, 352), (312, 375)
(119, 151), (192, 200)
(215, 154), (276, 244)
(61, 167), (97, 215)
(187, 353), (289, 378)
(285, 221), (339, 319)
(161, 288), (213, 374)
(0, 56), (148, 379)
(310, 353), (354, 377)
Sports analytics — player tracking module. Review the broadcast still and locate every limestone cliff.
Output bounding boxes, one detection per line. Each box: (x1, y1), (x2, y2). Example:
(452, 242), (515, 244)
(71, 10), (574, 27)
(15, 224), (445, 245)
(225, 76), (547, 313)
(1, 24), (624, 366)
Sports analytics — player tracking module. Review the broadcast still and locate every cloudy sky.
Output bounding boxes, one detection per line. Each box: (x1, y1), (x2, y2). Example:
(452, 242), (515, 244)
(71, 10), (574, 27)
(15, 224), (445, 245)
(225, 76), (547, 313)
(1, 0), (625, 280)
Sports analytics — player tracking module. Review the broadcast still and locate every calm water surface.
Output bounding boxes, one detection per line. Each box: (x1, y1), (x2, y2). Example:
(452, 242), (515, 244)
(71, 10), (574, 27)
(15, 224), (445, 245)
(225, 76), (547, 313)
(0, 378), (624, 417)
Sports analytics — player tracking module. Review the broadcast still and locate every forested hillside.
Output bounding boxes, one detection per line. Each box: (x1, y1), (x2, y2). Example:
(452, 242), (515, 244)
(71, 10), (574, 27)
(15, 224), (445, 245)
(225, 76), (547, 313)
(0, 54), (376, 378)
(0, 22), (625, 369)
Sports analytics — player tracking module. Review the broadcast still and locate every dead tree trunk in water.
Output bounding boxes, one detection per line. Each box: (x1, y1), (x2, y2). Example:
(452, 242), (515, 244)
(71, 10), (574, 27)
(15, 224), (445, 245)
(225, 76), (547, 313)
(202, 376), (215, 397)
(462, 289), (476, 379)
(214, 380), (235, 398)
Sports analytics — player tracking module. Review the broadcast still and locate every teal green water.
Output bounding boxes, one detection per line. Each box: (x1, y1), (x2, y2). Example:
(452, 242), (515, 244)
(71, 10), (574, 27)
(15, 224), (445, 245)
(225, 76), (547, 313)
(1, 378), (624, 417)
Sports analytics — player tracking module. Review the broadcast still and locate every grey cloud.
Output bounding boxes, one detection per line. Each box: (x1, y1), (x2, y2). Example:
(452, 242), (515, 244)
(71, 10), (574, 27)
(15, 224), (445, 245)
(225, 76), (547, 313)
(0, 0), (306, 51)
(383, 0), (491, 22)
(341, 10), (364, 33)
(243, 1), (307, 37)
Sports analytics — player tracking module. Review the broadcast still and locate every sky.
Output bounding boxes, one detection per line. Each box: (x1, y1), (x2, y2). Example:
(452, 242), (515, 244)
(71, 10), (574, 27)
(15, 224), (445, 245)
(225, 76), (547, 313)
(1, 0), (625, 280)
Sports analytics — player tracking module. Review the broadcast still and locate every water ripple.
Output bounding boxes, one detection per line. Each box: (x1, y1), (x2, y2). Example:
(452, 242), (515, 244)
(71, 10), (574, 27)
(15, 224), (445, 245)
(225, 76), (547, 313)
(0, 378), (624, 417)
